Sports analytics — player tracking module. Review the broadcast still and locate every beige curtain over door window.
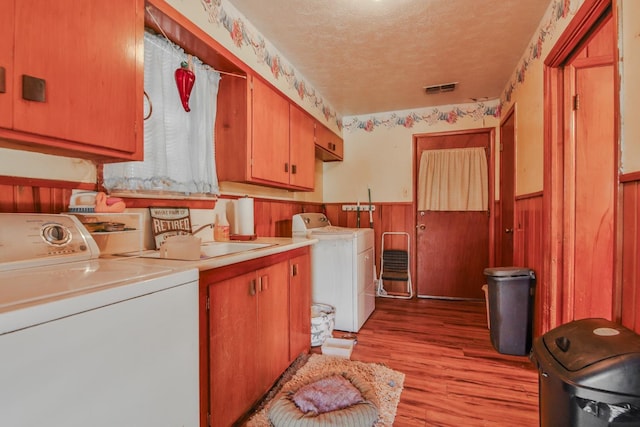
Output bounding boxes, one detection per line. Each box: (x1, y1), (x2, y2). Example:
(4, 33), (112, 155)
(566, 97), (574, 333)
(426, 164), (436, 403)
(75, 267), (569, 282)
(417, 147), (488, 211)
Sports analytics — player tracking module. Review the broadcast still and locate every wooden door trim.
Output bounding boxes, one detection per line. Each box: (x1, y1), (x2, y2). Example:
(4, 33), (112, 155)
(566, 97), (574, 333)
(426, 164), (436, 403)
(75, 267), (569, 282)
(543, 0), (619, 332)
(499, 104), (516, 267)
(545, 0), (612, 67)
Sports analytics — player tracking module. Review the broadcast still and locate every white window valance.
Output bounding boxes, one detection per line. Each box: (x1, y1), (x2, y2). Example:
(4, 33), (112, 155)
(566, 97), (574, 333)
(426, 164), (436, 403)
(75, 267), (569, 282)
(417, 147), (488, 211)
(103, 32), (221, 196)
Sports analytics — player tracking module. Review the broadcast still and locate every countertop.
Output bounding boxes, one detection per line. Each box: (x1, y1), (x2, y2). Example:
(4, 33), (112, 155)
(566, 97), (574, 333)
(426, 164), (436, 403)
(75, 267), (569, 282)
(107, 237), (317, 271)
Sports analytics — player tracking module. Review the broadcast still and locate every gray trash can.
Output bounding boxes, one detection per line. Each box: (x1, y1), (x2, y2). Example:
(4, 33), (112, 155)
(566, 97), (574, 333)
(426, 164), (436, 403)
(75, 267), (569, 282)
(532, 318), (640, 426)
(483, 266), (536, 355)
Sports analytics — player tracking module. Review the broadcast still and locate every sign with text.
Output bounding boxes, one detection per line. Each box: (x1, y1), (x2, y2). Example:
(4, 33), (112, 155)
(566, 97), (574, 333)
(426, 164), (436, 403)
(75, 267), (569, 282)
(148, 207), (192, 249)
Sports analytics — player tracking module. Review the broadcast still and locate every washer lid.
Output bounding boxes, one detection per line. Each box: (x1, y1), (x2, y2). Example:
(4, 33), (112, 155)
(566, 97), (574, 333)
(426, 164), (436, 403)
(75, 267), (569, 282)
(0, 260), (174, 310)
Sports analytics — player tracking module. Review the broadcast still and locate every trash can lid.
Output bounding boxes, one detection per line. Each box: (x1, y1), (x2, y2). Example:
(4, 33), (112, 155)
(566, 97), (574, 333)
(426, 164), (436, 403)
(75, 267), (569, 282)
(483, 266), (532, 277)
(540, 318), (640, 395)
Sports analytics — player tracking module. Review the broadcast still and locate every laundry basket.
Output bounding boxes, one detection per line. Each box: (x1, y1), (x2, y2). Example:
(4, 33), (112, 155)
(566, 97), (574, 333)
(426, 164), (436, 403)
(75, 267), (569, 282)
(311, 303), (335, 347)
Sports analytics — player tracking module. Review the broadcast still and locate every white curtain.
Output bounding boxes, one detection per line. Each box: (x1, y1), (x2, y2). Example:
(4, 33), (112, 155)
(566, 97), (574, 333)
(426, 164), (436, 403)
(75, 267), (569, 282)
(417, 147), (488, 211)
(104, 32), (221, 195)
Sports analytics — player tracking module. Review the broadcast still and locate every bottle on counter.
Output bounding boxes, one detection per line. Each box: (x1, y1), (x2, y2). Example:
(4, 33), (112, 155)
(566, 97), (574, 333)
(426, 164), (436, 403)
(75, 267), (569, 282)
(214, 211), (230, 241)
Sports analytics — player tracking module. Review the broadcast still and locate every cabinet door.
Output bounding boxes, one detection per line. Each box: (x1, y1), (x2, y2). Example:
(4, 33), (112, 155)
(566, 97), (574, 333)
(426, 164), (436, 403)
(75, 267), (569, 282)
(251, 78), (290, 185)
(12, 0), (142, 155)
(289, 105), (315, 190)
(209, 271), (259, 427)
(257, 261), (290, 390)
(314, 122), (344, 161)
(0, 0), (14, 129)
(289, 253), (311, 362)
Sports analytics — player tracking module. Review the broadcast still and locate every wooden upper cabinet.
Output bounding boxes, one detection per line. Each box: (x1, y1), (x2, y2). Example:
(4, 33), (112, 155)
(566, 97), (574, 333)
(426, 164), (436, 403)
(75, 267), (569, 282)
(251, 77), (290, 186)
(0, 0), (144, 161)
(0, 0), (14, 130)
(216, 75), (315, 191)
(289, 104), (315, 190)
(315, 122), (344, 161)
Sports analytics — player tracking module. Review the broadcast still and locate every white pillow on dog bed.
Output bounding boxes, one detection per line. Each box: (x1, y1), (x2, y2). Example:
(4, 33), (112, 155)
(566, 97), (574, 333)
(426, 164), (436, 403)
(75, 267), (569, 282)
(268, 373), (378, 427)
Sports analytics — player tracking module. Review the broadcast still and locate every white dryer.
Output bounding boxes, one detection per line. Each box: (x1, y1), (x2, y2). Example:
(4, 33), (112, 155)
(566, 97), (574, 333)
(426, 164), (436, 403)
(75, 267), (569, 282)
(293, 213), (375, 332)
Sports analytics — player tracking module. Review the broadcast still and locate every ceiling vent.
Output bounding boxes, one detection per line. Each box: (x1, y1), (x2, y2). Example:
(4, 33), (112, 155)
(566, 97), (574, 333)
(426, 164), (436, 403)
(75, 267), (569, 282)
(424, 82), (458, 94)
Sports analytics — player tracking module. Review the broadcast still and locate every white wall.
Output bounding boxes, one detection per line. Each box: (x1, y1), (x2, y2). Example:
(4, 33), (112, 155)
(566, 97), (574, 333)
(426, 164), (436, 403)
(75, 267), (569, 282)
(0, 148), (96, 183)
(328, 103), (500, 203)
(620, 0), (640, 172)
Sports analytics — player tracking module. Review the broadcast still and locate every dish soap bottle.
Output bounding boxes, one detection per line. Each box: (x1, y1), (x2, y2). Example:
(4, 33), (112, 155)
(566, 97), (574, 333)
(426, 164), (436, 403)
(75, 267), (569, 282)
(214, 211), (230, 241)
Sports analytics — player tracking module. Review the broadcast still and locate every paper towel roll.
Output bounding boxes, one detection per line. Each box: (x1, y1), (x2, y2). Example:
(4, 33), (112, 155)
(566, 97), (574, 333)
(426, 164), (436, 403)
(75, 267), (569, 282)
(236, 197), (255, 236)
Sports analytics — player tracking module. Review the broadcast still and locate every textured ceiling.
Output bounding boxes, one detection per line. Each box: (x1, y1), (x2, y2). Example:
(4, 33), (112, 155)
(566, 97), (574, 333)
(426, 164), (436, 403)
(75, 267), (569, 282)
(225, 0), (552, 116)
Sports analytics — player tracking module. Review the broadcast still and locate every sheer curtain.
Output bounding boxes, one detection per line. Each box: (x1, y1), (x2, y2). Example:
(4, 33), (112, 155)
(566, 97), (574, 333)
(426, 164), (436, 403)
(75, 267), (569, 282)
(417, 147), (488, 211)
(104, 32), (221, 196)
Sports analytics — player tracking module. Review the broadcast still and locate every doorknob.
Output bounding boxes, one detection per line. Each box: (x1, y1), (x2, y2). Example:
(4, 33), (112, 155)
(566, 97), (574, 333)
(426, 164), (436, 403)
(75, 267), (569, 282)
(505, 228), (513, 234)
(416, 224), (426, 230)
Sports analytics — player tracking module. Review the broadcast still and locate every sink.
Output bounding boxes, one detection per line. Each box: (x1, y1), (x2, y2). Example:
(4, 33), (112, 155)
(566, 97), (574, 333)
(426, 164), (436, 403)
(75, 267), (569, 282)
(199, 241), (273, 258)
(130, 241), (274, 260)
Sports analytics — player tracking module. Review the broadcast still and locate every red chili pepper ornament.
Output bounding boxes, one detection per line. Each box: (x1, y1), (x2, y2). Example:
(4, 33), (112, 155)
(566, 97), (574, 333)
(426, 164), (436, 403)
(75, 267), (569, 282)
(175, 61), (195, 112)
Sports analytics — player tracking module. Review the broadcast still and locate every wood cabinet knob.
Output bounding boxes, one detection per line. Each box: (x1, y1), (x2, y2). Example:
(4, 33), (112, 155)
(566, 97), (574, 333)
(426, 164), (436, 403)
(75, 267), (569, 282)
(0, 67), (5, 94)
(22, 74), (46, 102)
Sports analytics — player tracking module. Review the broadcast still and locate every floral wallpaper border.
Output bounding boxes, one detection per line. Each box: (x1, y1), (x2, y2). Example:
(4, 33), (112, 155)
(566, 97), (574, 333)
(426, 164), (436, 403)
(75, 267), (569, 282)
(200, 0), (342, 130)
(501, 0), (577, 104)
(342, 100), (501, 133)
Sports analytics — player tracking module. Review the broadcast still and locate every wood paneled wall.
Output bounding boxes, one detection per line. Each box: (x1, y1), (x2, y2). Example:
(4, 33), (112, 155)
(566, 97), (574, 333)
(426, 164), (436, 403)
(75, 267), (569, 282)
(0, 177), (95, 213)
(622, 178), (640, 332)
(0, 177), (325, 238)
(324, 202), (415, 289)
(514, 193), (544, 336)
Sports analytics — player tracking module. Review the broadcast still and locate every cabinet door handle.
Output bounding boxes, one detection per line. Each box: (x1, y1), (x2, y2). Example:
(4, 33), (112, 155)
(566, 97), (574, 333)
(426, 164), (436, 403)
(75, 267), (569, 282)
(0, 67), (5, 93)
(249, 279), (256, 296)
(22, 75), (46, 102)
(292, 263), (298, 277)
(291, 164), (297, 174)
(260, 275), (268, 292)
(284, 163), (289, 173)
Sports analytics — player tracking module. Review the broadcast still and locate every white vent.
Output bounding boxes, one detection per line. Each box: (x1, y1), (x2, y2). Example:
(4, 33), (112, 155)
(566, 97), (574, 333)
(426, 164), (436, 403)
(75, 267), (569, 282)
(424, 82), (458, 94)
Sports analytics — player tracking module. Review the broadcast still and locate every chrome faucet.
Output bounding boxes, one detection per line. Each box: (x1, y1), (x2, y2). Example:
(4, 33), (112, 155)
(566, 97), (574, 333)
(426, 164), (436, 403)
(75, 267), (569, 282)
(191, 223), (215, 235)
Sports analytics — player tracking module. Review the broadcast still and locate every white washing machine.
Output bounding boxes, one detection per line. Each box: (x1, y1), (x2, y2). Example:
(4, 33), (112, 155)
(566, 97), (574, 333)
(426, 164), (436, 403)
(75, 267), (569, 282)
(0, 213), (200, 427)
(293, 213), (375, 332)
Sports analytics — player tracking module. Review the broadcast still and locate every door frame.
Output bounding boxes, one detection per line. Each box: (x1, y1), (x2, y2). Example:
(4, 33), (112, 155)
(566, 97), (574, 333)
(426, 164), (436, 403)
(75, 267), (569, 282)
(542, 0), (620, 332)
(412, 127), (496, 294)
(498, 104), (517, 267)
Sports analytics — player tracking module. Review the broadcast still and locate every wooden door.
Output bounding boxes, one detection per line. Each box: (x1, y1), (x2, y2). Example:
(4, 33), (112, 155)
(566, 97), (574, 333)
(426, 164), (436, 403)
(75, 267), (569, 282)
(13, 0), (142, 153)
(567, 17), (615, 320)
(251, 77), (290, 185)
(257, 261), (290, 389)
(499, 107), (516, 266)
(289, 105), (315, 190)
(209, 271), (259, 427)
(0, 0), (14, 129)
(415, 131), (490, 299)
(289, 253), (311, 362)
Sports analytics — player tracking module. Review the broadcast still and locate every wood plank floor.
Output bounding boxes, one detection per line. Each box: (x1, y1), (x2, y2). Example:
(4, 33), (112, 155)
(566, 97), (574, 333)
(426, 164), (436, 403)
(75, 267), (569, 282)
(336, 297), (540, 427)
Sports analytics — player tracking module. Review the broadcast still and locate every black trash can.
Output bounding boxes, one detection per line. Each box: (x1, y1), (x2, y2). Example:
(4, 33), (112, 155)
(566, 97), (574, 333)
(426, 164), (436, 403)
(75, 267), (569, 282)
(483, 267), (536, 355)
(532, 318), (640, 427)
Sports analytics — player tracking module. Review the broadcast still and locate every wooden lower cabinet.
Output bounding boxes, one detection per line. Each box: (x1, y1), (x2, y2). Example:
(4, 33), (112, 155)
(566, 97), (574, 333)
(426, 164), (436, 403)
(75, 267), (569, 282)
(289, 254), (311, 362)
(201, 247), (310, 427)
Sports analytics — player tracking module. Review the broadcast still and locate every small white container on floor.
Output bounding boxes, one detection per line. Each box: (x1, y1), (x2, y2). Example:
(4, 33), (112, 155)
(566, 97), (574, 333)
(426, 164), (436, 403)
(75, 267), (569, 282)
(321, 337), (355, 358)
